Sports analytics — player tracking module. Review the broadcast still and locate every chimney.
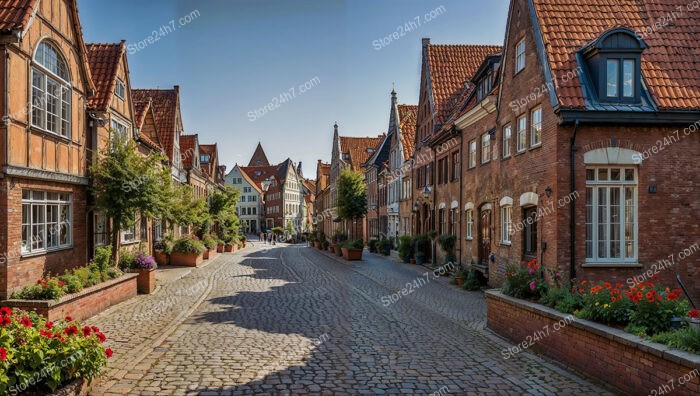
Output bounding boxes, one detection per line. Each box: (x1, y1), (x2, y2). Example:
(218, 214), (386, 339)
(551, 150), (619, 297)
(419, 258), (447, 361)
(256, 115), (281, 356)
(422, 37), (430, 48)
(173, 85), (180, 93)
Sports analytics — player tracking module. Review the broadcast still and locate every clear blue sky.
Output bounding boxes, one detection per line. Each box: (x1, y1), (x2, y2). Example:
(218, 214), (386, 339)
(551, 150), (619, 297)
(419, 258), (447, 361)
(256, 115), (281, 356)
(80, 0), (509, 176)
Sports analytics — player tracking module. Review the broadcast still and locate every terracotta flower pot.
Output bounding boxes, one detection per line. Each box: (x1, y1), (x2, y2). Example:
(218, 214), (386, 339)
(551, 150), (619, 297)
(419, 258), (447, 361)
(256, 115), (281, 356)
(203, 248), (217, 260)
(225, 245), (233, 252)
(170, 251), (204, 267)
(135, 268), (156, 294)
(409, 258), (416, 264)
(455, 276), (464, 287)
(216, 243), (224, 253)
(154, 251), (169, 266)
(341, 247), (363, 261)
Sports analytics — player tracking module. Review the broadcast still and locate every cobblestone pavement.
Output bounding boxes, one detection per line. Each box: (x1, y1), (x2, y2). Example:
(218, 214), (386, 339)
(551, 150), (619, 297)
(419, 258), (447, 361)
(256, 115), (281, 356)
(88, 243), (612, 395)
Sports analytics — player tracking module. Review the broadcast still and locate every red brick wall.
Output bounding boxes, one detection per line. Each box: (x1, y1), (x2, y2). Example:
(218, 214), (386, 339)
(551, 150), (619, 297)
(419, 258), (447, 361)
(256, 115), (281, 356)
(0, 178), (88, 299)
(486, 291), (699, 396)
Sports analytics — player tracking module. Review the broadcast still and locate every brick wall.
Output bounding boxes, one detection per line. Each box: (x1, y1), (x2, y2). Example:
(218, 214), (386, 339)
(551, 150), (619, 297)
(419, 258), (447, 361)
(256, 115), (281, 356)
(486, 290), (699, 395)
(0, 178), (88, 299)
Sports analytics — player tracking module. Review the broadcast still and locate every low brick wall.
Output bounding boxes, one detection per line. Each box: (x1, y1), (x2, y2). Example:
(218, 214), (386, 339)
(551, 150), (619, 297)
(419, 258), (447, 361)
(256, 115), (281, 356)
(486, 290), (699, 395)
(1, 273), (138, 322)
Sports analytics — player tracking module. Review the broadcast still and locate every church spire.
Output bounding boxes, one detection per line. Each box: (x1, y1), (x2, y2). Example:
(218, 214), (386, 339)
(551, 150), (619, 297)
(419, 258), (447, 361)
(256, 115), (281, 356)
(248, 142), (270, 167)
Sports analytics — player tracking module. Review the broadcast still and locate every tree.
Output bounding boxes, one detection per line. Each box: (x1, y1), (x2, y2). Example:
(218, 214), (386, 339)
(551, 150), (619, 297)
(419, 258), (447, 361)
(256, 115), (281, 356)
(337, 168), (368, 240)
(207, 186), (241, 241)
(164, 184), (210, 234)
(90, 133), (171, 263)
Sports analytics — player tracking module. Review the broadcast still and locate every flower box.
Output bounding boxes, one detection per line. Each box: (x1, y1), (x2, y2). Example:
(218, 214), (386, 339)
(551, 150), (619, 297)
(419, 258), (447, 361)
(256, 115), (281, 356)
(1, 274), (138, 322)
(153, 251), (169, 266)
(169, 252), (204, 267)
(216, 243), (224, 253)
(203, 249), (217, 260)
(47, 377), (90, 396)
(341, 247), (363, 261)
(225, 245), (234, 252)
(486, 290), (700, 396)
(134, 268), (156, 294)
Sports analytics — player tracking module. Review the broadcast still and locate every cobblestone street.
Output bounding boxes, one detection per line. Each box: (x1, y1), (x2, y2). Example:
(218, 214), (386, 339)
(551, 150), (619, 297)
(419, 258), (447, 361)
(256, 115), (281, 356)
(88, 242), (611, 395)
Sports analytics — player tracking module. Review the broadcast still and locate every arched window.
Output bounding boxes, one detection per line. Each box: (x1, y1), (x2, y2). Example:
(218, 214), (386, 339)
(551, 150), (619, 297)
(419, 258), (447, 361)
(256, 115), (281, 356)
(32, 41), (72, 137)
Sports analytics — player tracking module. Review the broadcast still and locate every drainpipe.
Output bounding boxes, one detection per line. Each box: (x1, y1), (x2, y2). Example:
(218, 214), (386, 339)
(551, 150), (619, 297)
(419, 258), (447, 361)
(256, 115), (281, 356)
(458, 129), (463, 267)
(569, 119), (580, 281)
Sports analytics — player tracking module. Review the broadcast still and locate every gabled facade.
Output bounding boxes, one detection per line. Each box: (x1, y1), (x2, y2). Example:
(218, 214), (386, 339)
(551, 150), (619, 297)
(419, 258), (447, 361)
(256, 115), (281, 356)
(225, 164), (263, 233)
(314, 160), (332, 236)
(179, 134), (207, 199)
(395, 104), (417, 237)
(199, 143), (224, 193)
(0, 0), (96, 299)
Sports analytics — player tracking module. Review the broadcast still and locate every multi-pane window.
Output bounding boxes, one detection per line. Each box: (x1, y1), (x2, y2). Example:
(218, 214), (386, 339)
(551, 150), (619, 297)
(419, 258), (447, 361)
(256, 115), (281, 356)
(481, 133), (491, 163)
(465, 209), (474, 240)
(586, 167), (637, 262)
(517, 115), (527, 152)
(606, 59), (636, 99)
(122, 215), (140, 243)
(501, 205), (512, 244)
(111, 118), (129, 140)
(530, 107), (542, 147)
(503, 124), (512, 158)
(244, 187), (251, 193)
(94, 212), (109, 248)
(523, 207), (538, 257)
(451, 152), (460, 181)
(515, 39), (526, 73)
(439, 209), (446, 235)
(22, 191), (72, 254)
(32, 42), (71, 137)
(469, 140), (477, 168)
(114, 79), (126, 100)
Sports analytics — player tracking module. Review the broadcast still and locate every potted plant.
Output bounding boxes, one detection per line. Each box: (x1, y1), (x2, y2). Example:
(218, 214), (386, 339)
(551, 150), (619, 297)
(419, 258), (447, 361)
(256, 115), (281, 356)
(688, 309), (700, 331)
(202, 234), (218, 259)
(368, 239), (378, 253)
(153, 238), (172, 266)
(438, 234), (457, 266)
(134, 252), (157, 294)
(413, 234), (429, 265)
(170, 236), (206, 267)
(379, 238), (392, 256)
(415, 251), (426, 265)
(216, 238), (225, 253)
(398, 235), (413, 263)
(241, 234), (247, 248)
(341, 239), (364, 261)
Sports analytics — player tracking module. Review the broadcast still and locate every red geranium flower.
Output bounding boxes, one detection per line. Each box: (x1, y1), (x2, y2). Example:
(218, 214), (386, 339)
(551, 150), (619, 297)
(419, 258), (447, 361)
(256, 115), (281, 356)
(0, 348), (6, 360)
(105, 348), (113, 358)
(652, 274), (659, 280)
(615, 283), (623, 288)
(689, 309), (699, 319)
(82, 326), (91, 337)
(40, 329), (53, 338)
(64, 326), (78, 336)
(96, 332), (107, 343)
(667, 293), (678, 301)
(604, 282), (612, 289)
(0, 307), (12, 316)
(65, 316), (73, 322)
(91, 326), (100, 333)
(20, 317), (33, 328)
(1, 316), (11, 326)
(36, 279), (43, 285)
(45, 321), (53, 329)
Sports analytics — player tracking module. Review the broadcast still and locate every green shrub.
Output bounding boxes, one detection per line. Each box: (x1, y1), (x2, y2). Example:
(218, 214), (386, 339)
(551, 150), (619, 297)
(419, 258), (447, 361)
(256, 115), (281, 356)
(539, 287), (584, 314)
(60, 275), (84, 294)
(502, 260), (546, 299)
(172, 236), (206, 254)
(12, 264), (122, 301)
(574, 281), (634, 325)
(118, 248), (137, 271)
(462, 268), (483, 291)
(650, 327), (700, 354)
(201, 234), (218, 250)
(398, 236), (413, 260)
(368, 239), (378, 253)
(93, 246), (112, 272)
(413, 234), (430, 257)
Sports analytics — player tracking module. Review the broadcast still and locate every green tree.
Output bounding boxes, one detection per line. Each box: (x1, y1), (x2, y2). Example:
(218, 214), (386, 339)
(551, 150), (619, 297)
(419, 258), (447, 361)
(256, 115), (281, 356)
(208, 186), (241, 240)
(165, 184), (210, 235)
(337, 168), (368, 240)
(90, 133), (171, 263)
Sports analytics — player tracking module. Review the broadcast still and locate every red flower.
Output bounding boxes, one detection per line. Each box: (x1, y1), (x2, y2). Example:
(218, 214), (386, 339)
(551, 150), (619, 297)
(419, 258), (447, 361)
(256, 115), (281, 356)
(36, 279), (43, 285)
(65, 316), (73, 322)
(0, 348), (6, 360)
(45, 321), (54, 329)
(91, 326), (100, 333)
(53, 333), (65, 342)
(581, 280), (588, 285)
(0, 316), (11, 326)
(20, 317), (32, 328)
(652, 274), (659, 280)
(604, 282), (612, 289)
(64, 326), (78, 336)
(667, 293), (678, 301)
(689, 309), (699, 319)
(39, 330), (53, 338)
(105, 348), (113, 358)
(82, 326), (91, 337)
(0, 307), (12, 316)
(96, 332), (107, 343)
(615, 283), (623, 288)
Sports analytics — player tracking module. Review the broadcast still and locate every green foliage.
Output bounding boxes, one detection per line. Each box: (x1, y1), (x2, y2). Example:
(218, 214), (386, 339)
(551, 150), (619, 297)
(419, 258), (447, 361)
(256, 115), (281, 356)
(0, 310), (110, 394)
(12, 264), (122, 301)
(172, 236), (206, 255)
(93, 246), (112, 273)
(412, 234), (430, 257)
(398, 236), (413, 260)
(650, 327), (700, 354)
(118, 248), (137, 271)
(336, 168), (367, 221)
(165, 185), (210, 230)
(332, 232), (348, 244)
(438, 234), (456, 252)
(539, 287), (584, 314)
(368, 239), (378, 253)
(502, 260), (546, 299)
(379, 238), (392, 255)
(575, 286), (634, 325)
(271, 227), (284, 236)
(462, 268), (484, 291)
(342, 239), (364, 249)
(201, 234), (218, 250)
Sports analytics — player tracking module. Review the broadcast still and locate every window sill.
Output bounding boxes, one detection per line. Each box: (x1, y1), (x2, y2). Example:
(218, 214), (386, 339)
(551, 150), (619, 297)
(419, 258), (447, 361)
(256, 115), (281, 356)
(121, 240), (141, 245)
(582, 262), (642, 268)
(21, 245), (74, 258)
(500, 241), (512, 246)
(465, 237), (473, 241)
(514, 150), (526, 157)
(501, 155), (512, 161)
(530, 143), (542, 150)
(29, 126), (73, 144)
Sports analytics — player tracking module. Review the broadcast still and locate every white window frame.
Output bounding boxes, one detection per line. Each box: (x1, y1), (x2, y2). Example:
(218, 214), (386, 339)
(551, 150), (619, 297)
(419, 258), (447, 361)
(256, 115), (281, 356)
(110, 117), (130, 140)
(515, 39), (526, 73)
(121, 215), (141, 244)
(530, 107), (542, 147)
(31, 42), (72, 138)
(585, 167), (638, 263)
(517, 115), (527, 152)
(22, 190), (73, 255)
(503, 124), (512, 158)
(469, 140), (477, 168)
(465, 209), (474, 240)
(114, 78), (126, 100)
(500, 205), (512, 245)
(481, 133), (491, 164)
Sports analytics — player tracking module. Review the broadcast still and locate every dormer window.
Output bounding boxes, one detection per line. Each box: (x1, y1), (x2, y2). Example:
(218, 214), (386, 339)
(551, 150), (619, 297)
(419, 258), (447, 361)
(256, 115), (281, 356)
(477, 69), (493, 101)
(581, 28), (646, 104)
(343, 153), (350, 161)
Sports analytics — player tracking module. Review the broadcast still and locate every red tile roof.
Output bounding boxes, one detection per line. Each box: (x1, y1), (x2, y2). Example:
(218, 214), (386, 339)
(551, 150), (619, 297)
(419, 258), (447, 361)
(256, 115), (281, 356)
(236, 166), (263, 193)
(86, 42), (125, 110)
(199, 144), (217, 178)
(426, 44), (502, 125)
(132, 88), (179, 162)
(0, 0), (36, 33)
(240, 165), (279, 190)
(532, 0), (700, 110)
(133, 98), (163, 152)
(179, 134), (197, 169)
(397, 105), (417, 160)
(248, 142), (270, 166)
(339, 135), (385, 171)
